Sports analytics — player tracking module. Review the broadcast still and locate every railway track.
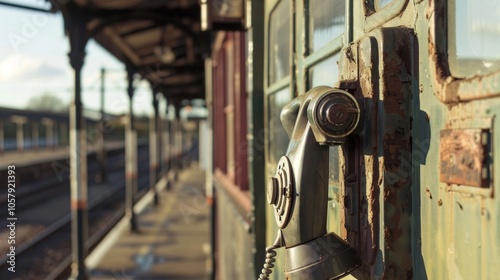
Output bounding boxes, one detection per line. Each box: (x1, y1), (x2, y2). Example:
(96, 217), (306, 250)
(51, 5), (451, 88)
(0, 146), (157, 280)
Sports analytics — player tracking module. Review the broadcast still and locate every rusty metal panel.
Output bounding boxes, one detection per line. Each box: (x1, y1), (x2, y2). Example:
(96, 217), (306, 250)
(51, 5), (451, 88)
(356, 36), (381, 267)
(439, 129), (490, 188)
(377, 28), (414, 279)
(337, 27), (415, 279)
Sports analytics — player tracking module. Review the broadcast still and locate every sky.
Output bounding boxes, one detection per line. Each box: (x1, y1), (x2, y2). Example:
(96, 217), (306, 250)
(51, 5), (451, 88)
(0, 1), (159, 116)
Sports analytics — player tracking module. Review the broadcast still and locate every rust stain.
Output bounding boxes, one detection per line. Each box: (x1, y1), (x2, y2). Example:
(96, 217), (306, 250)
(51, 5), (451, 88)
(359, 155), (380, 265)
(71, 199), (87, 210)
(364, 2), (375, 17)
(383, 210), (404, 252)
(383, 54), (410, 117)
(344, 36), (381, 267)
(384, 226), (393, 250)
(389, 209), (403, 240)
(439, 129), (489, 187)
(425, 187), (432, 199)
(438, 199), (443, 206)
(380, 28), (413, 279)
(384, 133), (411, 182)
(346, 45), (355, 63)
(384, 188), (398, 205)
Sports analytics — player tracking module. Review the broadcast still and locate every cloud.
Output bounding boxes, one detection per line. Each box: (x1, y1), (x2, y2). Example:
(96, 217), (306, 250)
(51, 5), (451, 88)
(35, 62), (65, 78)
(0, 54), (66, 82)
(0, 54), (39, 81)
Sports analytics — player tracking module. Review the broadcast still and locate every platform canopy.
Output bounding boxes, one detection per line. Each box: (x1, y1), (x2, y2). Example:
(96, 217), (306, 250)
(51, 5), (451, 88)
(49, 0), (208, 101)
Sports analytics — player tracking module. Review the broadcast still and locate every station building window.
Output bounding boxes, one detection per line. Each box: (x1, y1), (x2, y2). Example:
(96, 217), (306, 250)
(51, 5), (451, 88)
(268, 88), (291, 165)
(308, 54), (340, 87)
(267, 0), (292, 167)
(308, 0), (345, 52)
(269, 0), (291, 85)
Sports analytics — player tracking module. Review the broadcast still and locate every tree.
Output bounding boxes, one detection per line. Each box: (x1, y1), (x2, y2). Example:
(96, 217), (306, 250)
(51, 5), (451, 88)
(26, 93), (68, 113)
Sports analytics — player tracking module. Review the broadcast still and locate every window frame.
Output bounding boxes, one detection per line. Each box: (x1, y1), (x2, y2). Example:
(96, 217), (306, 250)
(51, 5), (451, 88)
(265, 0), (294, 168)
(429, 0), (500, 103)
(264, 0), (354, 168)
(266, 0), (293, 88)
(266, 87), (293, 165)
(303, 0), (350, 89)
(363, 0), (408, 32)
(447, 0), (500, 78)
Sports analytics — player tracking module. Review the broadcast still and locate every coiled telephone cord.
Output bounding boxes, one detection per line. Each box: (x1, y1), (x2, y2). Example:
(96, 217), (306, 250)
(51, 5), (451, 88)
(258, 231), (283, 280)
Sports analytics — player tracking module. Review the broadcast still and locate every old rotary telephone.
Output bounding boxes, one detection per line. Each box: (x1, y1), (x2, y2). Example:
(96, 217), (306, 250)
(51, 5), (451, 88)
(259, 86), (360, 280)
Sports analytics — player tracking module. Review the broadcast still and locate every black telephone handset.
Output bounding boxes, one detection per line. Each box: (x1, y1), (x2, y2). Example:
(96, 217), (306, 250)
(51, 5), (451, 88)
(259, 86), (360, 280)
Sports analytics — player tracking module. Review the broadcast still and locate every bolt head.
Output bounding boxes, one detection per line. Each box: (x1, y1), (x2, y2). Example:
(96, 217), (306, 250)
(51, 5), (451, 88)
(326, 103), (349, 124)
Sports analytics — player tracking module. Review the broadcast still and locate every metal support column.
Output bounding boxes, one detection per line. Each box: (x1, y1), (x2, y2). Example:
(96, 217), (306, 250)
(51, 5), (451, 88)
(97, 67), (107, 182)
(163, 102), (171, 189)
(32, 121), (39, 149)
(68, 29), (89, 280)
(16, 122), (23, 151)
(61, 122), (68, 146)
(156, 97), (163, 182)
(125, 63), (138, 232)
(64, 6), (91, 278)
(170, 100), (182, 181)
(203, 57), (215, 280)
(0, 120), (3, 153)
(177, 110), (183, 170)
(54, 121), (59, 147)
(149, 92), (159, 205)
(47, 120), (54, 148)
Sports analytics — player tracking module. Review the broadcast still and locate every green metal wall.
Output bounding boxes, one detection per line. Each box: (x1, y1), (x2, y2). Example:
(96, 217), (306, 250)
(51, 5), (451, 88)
(215, 185), (254, 279)
(259, 0), (500, 279)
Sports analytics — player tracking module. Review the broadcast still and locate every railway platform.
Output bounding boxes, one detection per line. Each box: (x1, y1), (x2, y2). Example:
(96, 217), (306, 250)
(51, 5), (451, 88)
(87, 166), (211, 280)
(0, 141), (125, 170)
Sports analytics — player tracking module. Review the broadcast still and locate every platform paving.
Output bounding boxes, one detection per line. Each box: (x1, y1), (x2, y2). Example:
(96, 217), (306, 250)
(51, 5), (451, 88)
(89, 166), (211, 280)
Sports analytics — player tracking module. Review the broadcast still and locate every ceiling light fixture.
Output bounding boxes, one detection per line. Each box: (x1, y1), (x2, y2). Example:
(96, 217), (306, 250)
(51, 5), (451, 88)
(154, 46), (175, 64)
(155, 24), (176, 64)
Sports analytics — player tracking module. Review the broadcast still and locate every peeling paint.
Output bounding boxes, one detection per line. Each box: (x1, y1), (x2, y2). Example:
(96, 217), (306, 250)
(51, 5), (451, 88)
(439, 129), (489, 187)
